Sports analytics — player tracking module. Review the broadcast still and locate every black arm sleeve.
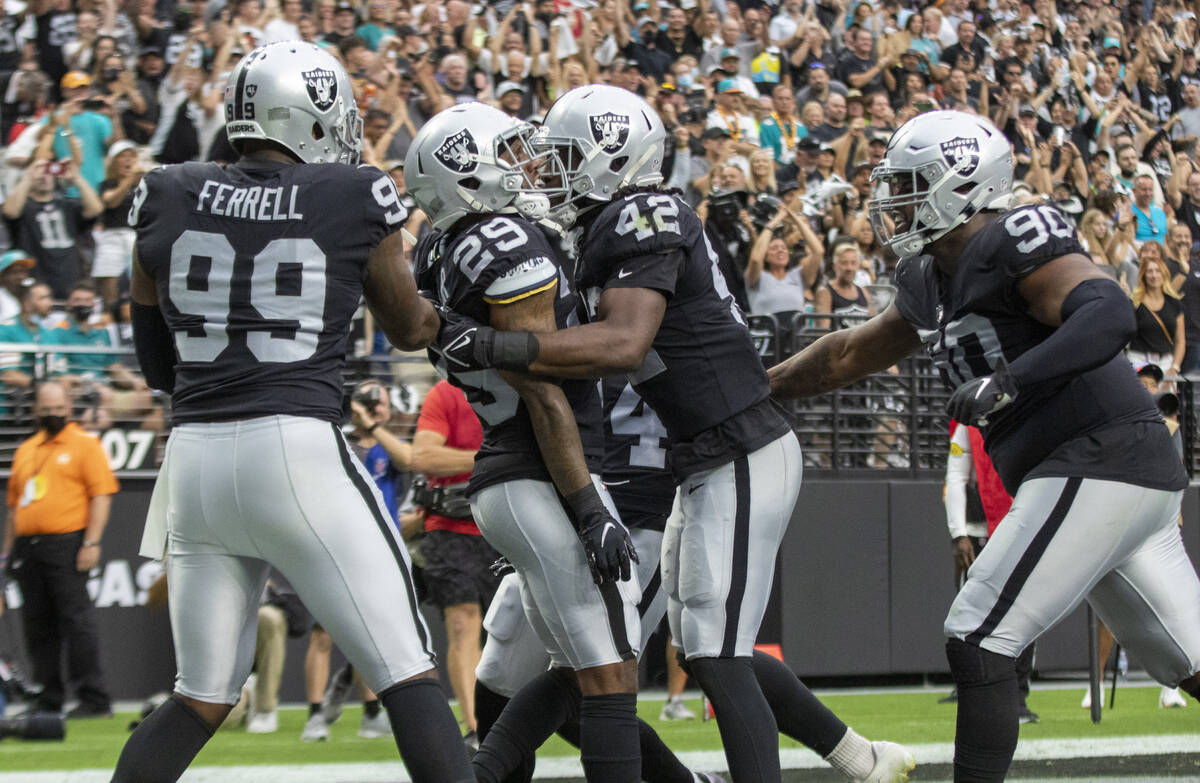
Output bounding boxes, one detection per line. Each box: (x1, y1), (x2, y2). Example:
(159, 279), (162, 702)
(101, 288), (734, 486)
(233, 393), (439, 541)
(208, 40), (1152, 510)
(131, 302), (177, 393)
(1007, 278), (1137, 389)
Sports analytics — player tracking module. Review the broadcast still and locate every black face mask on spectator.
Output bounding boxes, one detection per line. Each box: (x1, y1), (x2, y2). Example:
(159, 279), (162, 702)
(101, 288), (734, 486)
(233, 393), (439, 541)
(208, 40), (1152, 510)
(37, 414), (67, 436)
(103, 68), (121, 82)
(69, 305), (92, 323)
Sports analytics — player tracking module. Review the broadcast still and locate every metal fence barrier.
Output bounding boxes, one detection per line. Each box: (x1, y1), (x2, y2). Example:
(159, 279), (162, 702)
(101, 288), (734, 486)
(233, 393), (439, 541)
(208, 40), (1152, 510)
(0, 333), (1192, 480)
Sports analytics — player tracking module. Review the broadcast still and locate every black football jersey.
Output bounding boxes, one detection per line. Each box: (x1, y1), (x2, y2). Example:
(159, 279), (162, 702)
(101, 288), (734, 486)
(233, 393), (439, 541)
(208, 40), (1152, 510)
(131, 158), (407, 424)
(601, 376), (675, 532)
(575, 191), (790, 477)
(894, 203), (1187, 494)
(415, 215), (603, 495)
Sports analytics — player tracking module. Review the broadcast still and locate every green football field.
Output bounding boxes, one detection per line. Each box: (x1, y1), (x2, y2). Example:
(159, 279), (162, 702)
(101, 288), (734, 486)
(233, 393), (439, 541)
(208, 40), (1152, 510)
(2, 685), (1198, 772)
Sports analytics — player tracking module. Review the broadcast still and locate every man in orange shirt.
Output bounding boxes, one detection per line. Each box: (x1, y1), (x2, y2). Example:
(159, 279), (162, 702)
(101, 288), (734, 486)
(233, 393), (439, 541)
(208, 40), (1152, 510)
(1, 380), (119, 718)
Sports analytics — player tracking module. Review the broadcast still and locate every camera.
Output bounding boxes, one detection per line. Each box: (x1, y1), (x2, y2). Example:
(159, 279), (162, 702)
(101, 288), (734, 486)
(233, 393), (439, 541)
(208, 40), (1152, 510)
(45, 160), (66, 177)
(749, 194), (782, 230)
(707, 189), (746, 230)
(353, 386), (382, 407)
(81, 98), (106, 111)
(0, 712), (65, 741)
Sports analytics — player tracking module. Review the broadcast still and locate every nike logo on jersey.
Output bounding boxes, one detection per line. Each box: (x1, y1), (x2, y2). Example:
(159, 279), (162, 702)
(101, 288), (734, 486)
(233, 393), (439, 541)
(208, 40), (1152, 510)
(605, 479), (632, 487)
(688, 482), (705, 494)
(618, 268), (634, 279)
(600, 522), (617, 547)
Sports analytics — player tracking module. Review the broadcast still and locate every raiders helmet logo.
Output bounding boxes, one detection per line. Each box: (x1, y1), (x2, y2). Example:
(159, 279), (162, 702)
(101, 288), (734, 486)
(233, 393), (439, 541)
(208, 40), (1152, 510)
(434, 129), (479, 173)
(302, 67), (338, 112)
(939, 136), (980, 178)
(245, 84), (257, 97)
(589, 112), (630, 154)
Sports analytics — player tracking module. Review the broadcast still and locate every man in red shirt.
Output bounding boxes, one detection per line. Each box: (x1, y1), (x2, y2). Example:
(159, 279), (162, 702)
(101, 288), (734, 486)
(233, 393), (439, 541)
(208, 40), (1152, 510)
(412, 380), (496, 740)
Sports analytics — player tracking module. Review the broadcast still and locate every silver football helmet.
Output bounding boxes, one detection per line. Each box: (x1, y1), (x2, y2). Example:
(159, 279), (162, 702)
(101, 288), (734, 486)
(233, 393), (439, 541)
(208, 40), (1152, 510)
(405, 103), (550, 230)
(224, 42), (362, 164)
(869, 110), (1013, 260)
(535, 85), (666, 223)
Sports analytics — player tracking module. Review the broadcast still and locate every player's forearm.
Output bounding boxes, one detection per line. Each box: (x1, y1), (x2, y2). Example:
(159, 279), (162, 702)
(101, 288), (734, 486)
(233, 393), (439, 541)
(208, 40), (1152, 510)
(768, 330), (853, 398)
(505, 373), (592, 495)
(528, 321), (650, 379)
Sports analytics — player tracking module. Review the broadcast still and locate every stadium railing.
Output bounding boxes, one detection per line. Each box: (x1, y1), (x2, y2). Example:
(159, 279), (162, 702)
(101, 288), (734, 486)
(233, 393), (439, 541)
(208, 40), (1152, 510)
(0, 338), (1192, 480)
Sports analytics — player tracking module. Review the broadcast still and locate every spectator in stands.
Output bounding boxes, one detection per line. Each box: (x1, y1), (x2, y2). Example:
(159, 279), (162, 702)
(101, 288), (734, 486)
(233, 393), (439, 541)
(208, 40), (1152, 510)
(1127, 247), (1185, 379)
(744, 203), (822, 318)
(1131, 174), (1168, 244)
(3, 159), (103, 300)
(411, 379), (492, 741)
(0, 251), (34, 323)
(2, 380), (118, 718)
(264, 0), (305, 43)
(93, 140), (142, 309)
(707, 79), (758, 154)
(52, 71), (119, 194)
(814, 241), (870, 330)
(126, 47), (166, 145)
(0, 283), (53, 400)
(758, 84), (806, 166)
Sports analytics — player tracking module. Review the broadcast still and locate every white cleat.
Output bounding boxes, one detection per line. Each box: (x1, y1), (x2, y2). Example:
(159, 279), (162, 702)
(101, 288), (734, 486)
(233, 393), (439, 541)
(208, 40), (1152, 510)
(660, 697), (698, 721)
(1159, 686), (1188, 709)
(301, 713), (329, 742)
(246, 710), (278, 734)
(1081, 688), (1105, 709)
(358, 710), (392, 738)
(857, 741), (916, 783)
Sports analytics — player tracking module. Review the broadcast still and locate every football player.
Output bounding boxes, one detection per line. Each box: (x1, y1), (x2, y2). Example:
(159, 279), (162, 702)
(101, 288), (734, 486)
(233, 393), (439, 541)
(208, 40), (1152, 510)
(439, 85), (914, 783)
(769, 110), (1200, 781)
(471, 377), (725, 783)
(406, 102), (644, 783)
(114, 43), (473, 783)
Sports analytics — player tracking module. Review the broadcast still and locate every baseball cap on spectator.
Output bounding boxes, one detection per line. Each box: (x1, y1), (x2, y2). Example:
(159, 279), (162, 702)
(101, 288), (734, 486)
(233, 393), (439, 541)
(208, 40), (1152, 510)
(808, 62), (825, 70)
(637, 15), (656, 29)
(720, 47), (740, 60)
(778, 180), (801, 197)
(1018, 104), (1036, 117)
(1015, 31), (1032, 43)
(680, 0), (697, 8)
(632, 0), (649, 10)
(716, 78), (742, 94)
(138, 45), (163, 58)
(901, 49), (921, 61)
(846, 89), (865, 106)
(701, 127), (732, 140)
(107, 139), (138, 162)
(868, 131), (889, 146)
(383, 159), (404, 172)
(496, 80), (525, 97)
(817, 143), (835, 155)
(61, 71), (90, 89)
(396, 24), (420, 37)
(1103, 36), (1121, 50)
(334, 0), (356, 12)
(0, 250), (34, 274)
(797, 137), (820, 153)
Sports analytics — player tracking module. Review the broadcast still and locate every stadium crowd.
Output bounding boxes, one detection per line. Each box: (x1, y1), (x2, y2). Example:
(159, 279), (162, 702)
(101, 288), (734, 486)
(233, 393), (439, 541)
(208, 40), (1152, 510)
(0, 0), (1192, 395)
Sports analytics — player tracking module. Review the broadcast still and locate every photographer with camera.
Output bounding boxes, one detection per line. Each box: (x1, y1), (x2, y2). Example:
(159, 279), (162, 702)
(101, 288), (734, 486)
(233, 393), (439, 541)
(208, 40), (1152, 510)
(410, 379), (492, 742)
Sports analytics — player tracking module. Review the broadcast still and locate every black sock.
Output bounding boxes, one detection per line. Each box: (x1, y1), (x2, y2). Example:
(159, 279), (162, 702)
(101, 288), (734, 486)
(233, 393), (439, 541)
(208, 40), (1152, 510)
(363, 698), (381, 718)
(947, 639), (1019, 782)
(753, 650), (847, 756)
(309, 702), (322, 718)
(579, 693), (640, 783)
(473, 668), (579, 783)
(378, 678), (474, 783)
(559, 713), (692, 783)
(474, 679), (511, 744)
(111, 694), (214, 783)
(690, 656), (781, 783)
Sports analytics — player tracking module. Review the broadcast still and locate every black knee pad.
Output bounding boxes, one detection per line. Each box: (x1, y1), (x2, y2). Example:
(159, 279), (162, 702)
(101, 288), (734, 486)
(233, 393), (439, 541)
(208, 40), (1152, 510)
(946, 638), (1017, 687)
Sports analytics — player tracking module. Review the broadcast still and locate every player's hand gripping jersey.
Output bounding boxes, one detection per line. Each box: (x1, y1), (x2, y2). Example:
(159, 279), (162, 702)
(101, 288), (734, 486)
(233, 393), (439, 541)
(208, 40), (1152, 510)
(130, 159), (407, 423)
(893, 203), (1187, 494)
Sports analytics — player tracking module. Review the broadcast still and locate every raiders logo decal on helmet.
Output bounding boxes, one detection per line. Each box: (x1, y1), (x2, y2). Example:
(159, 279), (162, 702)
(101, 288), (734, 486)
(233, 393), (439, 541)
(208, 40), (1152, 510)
(434, 129), (479, 173)
(302, 67), (338, 112)
(589, 112), (630, 154)
(939, 136), (980, 177)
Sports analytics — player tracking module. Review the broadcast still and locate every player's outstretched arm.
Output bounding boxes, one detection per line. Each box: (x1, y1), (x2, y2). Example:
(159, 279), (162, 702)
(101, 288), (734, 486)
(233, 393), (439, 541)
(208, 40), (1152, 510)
(525, 287), (667, 379)
(769, 303), (921, 399)
(364, 231), (440, 351)
(492, 287), (636, 584)
(129, 249), (176, 393)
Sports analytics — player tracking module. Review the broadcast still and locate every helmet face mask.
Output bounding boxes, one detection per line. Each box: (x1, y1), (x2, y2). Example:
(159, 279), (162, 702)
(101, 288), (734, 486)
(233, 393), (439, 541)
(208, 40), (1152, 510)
(867, 110), (1014, 260)
(406, 104), (552, 229)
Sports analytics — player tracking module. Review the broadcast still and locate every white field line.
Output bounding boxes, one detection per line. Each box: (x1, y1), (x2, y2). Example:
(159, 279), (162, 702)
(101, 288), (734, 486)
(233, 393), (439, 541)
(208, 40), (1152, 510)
(3, 734), (1198, 782)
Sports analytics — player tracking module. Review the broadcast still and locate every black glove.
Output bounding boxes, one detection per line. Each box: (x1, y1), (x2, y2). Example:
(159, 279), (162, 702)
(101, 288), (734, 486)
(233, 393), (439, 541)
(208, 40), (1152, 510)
(564, 484), (638, 585)
(432, 303), (540, 372)
(946, 360), (1019, 427)
(489, 556), (515, 578)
